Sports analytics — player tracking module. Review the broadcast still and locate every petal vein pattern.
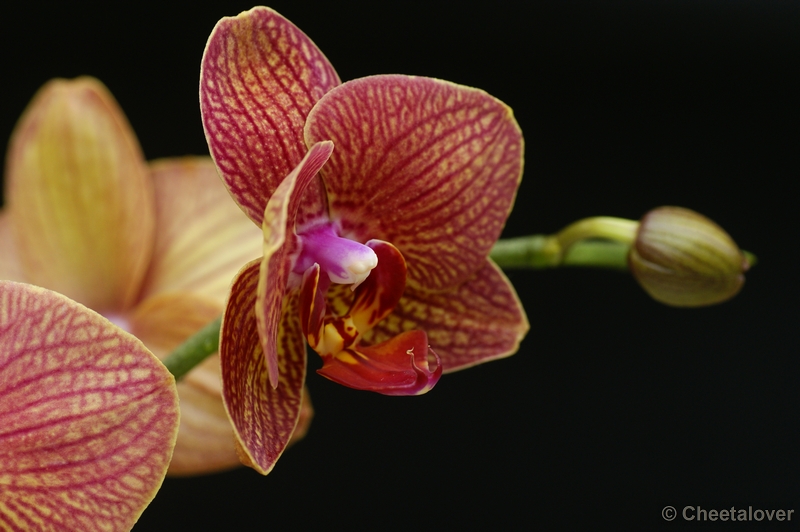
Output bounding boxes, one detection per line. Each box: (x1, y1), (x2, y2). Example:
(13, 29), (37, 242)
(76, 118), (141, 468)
(221, 261), (307, 474)
(200, 6), (339, 227)
(0, 281), (179, 532)
(305, 75), (524, 292)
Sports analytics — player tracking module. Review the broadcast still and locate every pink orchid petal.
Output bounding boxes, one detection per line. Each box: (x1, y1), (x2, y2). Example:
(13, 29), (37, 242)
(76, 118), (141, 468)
(137, 157), (263, 304)
(0, 281), (178, 531)
(128, 292), (241, 476)
(4, 77), (154, 314)
(365, 260), (529, 372)
(0, 211), (25, 282)
(201, 6), (340, 228)
(256, 141), (333, 388)
(317, 330), (442, 396)
(305, 74), (524, 292)
(220, 261), (307, 475)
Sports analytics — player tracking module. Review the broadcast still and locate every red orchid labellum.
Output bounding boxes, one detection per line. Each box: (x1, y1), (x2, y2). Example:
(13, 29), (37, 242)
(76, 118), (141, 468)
(201, 6), (529, 473)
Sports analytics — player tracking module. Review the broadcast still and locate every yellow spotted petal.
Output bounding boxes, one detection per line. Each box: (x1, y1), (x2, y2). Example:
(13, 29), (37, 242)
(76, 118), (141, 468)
(138, 157), (262, 304)
(4, 77), (154, 313)
(0, 280), (179, 531)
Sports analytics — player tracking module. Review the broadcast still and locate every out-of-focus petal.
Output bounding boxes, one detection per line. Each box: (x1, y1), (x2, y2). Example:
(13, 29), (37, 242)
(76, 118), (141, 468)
(0, 281), (178, 531)
(200, 6), (339, 228)
(220, 261), (307, 475)
(137, 157), (262, 304)
(365, 260), (529, 372)
(128, 292), (241, 476)
(256, 141), (332, 388)
(4, 77), (154, 314)
(305, 74), (524, 292)
(0, 211), (25, 282)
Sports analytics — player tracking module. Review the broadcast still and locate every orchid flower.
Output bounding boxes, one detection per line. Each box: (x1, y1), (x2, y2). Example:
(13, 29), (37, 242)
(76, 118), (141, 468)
(200, 6), (529, 474)
(0, 77), (310, 478)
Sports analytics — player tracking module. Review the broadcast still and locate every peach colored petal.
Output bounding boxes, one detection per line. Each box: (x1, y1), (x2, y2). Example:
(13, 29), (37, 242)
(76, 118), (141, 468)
(221, 260), (307, 474)
(0, 280), (178, 531)
(0, 211), (25, 282)
(137, 157), (262, 304)
(4, 77), (154, 314)
(200, 6), (338, 228)
(306, 75), (524, 292)
(128, 292), (241, 476)
(365, 259), (529, 372)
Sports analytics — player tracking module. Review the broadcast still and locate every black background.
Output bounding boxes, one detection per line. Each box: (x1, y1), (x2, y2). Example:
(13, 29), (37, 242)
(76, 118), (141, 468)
(2, 1), (797, 530)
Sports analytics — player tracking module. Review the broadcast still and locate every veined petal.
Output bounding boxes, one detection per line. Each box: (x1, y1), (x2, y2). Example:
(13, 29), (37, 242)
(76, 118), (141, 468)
(317, 330), (442, 396)
(128, 292), (240, 476)
(200, 6), (339, 228)
(0, 211), (25, 282)
(221, 261), (307, 475)
(137, 157), (262, 304)
(365, 259), (529, 372)
(5, 77), (154, 313)
(305, 74), (524, 292)
(257, 141), (333, 388)
(0, 281), (178, 531)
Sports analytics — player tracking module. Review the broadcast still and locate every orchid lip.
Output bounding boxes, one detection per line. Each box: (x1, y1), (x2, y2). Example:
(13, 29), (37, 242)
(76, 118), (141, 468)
(294, 223), (378, 289)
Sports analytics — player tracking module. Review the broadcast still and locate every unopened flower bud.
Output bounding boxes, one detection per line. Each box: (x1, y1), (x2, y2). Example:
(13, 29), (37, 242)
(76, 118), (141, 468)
(628, 206), (750, 307)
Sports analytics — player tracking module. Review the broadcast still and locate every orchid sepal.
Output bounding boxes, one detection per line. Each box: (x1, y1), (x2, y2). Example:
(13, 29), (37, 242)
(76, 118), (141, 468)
(200, 5), (339, 228)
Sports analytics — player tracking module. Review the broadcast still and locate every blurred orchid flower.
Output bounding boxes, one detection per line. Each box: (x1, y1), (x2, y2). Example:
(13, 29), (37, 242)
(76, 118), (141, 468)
(200, 7), (529, 474)
(0, 77), (314, 480)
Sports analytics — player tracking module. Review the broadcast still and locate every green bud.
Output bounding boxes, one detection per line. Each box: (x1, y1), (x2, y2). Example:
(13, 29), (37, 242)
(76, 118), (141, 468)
(628, 206), (750, 307)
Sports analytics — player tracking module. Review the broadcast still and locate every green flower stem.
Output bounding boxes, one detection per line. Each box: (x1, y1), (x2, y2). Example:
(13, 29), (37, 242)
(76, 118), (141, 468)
(489, 216), (640, 270)
(555, 216), (639, 250)
(162, 316), (221, 381)
(488, 236), (632, 270)
(560, 240), (632, 270)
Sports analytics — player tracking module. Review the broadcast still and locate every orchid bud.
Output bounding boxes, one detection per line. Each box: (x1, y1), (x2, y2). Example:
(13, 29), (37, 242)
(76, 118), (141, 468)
(628, 206), (750, 307)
